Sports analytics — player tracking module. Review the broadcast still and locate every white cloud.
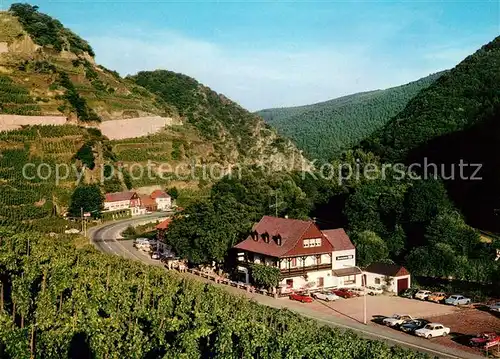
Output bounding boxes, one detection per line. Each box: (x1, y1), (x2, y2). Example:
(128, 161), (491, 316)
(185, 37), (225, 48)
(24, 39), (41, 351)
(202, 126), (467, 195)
(87, 29), (472, 111)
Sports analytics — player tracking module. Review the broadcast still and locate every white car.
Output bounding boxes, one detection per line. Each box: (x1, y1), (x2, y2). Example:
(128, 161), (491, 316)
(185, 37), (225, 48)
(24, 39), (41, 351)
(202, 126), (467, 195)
(313, 291), (340, 301)
(151, 252), (161, 260)
(415, 323), (450, 339)
(414, 290), (432, 300)
(444, 294), (471, 306)
(489, 302), (500, 312)
(366, 286), (383, 295)
(383, 314), (413, 327)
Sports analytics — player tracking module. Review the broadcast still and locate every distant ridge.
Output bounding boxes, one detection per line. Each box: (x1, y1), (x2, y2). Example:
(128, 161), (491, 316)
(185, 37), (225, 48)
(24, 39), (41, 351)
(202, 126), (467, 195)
(257, 72), (445, 160)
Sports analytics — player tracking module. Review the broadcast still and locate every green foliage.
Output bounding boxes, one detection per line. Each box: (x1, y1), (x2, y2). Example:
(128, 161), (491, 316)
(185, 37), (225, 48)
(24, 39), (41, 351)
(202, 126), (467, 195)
(9, 3), (95, 56)
(350, 230), (389, 267)
(250, 263), (281, 288)
(363, 36), (500, 163)
(130, 70), (289, 158)
(0, 74), (41, 115)
(58, 72), (101, 122)
(166, 186), (179, 200)
(121, 225), (138, 238)
(259, 72), (443, 160)
(73, 142), (95, 169)
(0, 229), (430, 359)
(67, 184), (103, 217)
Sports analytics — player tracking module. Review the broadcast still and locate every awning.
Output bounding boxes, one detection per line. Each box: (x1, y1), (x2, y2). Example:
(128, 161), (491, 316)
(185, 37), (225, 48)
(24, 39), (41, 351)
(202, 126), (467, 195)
(332, 267), (362, 277)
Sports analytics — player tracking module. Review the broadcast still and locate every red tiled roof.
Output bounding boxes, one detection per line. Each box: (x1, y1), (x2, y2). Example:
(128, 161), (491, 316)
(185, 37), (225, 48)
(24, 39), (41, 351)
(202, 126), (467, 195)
(233, 216), (332, 258)
(364, 262), (410, 277)
(151, 190), (170, 199)
(140, 195), (156, 207)
(105, 191), (136, 202)
(156, 218), (172, 230)
(322, 228), (355, 251)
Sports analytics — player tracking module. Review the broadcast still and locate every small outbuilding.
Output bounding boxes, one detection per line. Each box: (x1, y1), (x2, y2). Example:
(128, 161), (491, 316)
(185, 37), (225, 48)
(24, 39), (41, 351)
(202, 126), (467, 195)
(363, 262), (411, 294)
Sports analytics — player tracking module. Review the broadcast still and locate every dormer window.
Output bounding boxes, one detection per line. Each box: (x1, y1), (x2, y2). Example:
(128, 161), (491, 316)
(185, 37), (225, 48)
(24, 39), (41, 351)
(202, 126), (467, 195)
(261, 232), (270, 243)
(251, 230), (258, 241)
(273, 235), (282, 246)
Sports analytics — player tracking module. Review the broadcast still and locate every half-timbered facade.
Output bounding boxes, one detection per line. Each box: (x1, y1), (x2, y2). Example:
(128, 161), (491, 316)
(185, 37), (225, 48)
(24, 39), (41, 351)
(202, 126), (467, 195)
(233, 216), (361, 292)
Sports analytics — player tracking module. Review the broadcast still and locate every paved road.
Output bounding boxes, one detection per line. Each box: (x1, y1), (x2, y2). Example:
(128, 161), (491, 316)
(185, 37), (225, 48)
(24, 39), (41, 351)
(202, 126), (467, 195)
(89, 216), (484, 359)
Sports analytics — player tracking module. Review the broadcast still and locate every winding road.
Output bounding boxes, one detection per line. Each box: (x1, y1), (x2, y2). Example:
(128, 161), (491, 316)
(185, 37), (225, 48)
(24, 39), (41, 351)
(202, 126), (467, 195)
(89, 216), (484, 359)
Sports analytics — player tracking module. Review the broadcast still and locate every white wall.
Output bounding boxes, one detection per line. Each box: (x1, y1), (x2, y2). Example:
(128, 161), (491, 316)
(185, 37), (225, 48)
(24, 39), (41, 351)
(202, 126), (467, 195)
(279, 254), (332, 269)
(363, 272), (411, 294)
(104, 199), (130, 211)
(155, 197), (171, 211)
(280, 269), (336, 291)
(331, 249), (356, 269)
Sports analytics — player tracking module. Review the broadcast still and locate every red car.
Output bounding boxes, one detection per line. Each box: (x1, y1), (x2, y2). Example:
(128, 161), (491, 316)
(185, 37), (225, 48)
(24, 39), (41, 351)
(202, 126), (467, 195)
(289, 293), (313, 303)
(331, 288), (355, 298)
(469, 332), (500, 348)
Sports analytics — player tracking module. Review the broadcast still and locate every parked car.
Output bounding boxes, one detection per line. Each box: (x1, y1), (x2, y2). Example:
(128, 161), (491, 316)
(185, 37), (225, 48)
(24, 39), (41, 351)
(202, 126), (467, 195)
(400, 288), (418, 299)
(366, 286), (383, 295)
(313, 291), (340, 302)
(445, 294), (471, 306)
(134, 238), (149, 247)
(427, 292), (447, 303)
(151, 252), (161, 260)
(469, 332), (500, 347)
(289, 293), (313, 303)
(331, 288), (355, 298)
(383, 314), (413, 327)
(415, 323), (450, 339)
(489, 302), (500, 312)
(400, 319), (430, 334)
(414, 290), (432, 300)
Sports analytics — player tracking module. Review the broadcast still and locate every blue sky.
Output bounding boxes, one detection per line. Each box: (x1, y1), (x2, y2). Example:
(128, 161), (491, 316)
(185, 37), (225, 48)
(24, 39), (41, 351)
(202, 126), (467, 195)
(3, 1), (499, 110)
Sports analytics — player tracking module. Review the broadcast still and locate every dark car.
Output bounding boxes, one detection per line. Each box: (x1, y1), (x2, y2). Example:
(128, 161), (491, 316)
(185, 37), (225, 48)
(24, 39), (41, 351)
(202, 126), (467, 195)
(400, 288), (418, 299)
(400, 319), (430, 334)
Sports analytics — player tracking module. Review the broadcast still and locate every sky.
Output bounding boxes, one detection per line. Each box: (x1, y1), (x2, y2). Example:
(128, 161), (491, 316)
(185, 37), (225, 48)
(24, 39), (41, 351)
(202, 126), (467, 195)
(2, 1), (499, 110)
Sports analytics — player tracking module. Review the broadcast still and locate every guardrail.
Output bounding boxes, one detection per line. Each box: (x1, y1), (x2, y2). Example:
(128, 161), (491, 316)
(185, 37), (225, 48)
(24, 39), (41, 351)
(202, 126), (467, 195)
(182, 268), (279, 298)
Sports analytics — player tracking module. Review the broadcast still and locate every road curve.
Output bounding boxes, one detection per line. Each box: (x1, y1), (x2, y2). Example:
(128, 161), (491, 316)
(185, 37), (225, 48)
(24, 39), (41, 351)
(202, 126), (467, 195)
(89, 216), (483, 359)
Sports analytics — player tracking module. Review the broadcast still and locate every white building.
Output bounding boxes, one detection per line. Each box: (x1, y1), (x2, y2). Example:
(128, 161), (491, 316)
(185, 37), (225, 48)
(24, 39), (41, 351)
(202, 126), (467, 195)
(363, 262), (411, 294)
(233, 216), (362, 292)
(151, 190), (172, 211)
(103, 191), (146, 216)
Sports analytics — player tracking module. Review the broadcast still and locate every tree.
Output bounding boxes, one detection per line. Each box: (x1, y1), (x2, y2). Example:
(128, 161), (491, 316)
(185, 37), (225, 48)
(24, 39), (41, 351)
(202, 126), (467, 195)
(350, 230), (389, 267)
(166, 187), (179, 200)
(250, 264), (281, 289)
(67, 184), (103, 217)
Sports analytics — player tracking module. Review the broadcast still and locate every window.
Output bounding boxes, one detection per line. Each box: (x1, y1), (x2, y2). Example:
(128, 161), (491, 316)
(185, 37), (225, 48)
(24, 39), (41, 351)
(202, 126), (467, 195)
(344, 275), (356, 285)
(286, 279), (293, 288)
(303, 238), (322, 248)
(290, 258), (297, 267)
(374, 278), (381, 285)
(316, 255), (322, 264)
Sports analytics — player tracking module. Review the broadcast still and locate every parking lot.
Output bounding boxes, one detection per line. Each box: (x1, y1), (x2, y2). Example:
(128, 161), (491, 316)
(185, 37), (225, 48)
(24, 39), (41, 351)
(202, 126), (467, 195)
(281, 294), (461, 323)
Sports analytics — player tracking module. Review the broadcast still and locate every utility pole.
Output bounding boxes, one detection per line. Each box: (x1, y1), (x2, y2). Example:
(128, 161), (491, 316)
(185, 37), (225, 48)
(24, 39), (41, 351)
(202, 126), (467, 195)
(269, 190), (284, 218)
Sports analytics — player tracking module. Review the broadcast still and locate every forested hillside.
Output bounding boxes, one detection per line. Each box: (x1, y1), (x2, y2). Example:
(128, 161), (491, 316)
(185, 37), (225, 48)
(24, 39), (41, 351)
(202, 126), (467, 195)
(362, 36), (500, 231)
(130, 70), (301, 165)
(258, 72), (443, 160)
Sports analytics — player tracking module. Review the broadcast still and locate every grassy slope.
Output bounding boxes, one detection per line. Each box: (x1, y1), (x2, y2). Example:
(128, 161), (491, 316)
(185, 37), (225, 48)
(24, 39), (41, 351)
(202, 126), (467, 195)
(258, 72), (444, 160)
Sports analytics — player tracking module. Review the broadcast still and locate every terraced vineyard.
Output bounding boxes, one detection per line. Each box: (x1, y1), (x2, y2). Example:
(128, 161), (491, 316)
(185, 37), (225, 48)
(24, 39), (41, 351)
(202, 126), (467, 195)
(0, 125), (94, 233)
(0, 75), (41, 115)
